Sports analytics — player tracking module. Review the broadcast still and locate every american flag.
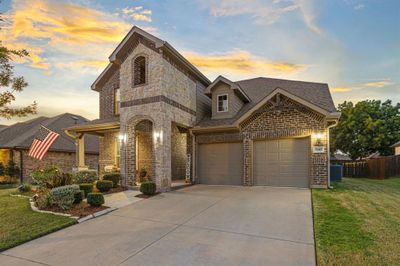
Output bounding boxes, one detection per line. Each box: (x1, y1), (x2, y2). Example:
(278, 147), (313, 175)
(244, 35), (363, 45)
(28, 126), (60, 160)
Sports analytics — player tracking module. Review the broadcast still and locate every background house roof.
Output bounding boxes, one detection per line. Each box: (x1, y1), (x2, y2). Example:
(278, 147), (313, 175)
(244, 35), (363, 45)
(391, 141), (400, 148)
(0, 113), (99, 154)
(197, 77), (337, 128)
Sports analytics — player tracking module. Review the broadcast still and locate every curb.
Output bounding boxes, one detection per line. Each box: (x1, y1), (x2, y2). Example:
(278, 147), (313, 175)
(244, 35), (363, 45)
(77, 207), (117, 223)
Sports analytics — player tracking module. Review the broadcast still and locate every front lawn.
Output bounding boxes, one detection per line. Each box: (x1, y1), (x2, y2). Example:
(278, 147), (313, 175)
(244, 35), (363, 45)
(0, 186), (76, 251)
(312, 177), (400, 265)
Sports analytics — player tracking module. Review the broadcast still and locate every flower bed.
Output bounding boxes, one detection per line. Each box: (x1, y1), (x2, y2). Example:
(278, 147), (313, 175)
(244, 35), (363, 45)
(39, 202), (108, 218)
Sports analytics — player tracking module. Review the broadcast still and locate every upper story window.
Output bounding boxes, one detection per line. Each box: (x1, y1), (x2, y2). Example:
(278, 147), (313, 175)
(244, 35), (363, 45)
(133, 56), (146, 86)
(217, 94), (228, 112)
(114, 88), (120, 114)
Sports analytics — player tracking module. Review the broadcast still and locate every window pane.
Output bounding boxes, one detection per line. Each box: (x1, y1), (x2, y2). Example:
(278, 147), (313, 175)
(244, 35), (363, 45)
(114, 89), (120, 114)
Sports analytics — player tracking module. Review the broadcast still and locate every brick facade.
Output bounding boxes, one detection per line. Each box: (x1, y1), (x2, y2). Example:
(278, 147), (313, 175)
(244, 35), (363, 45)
(11, 149), (98, 182)
(193, 97), (329, 188)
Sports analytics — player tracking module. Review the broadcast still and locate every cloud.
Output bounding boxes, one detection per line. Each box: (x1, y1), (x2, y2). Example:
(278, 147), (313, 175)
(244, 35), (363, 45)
(331, 86), (353, 92)
(1, 0), (154, 71)
(199, 0), (321, 34)
(331, 80), (392, 93)
(56, 59), (109, 73)
(184, 49), (306, 78)
(354, 4), (365, 10)
(122, 6), (152, 22)
(363, 81), (391, 88)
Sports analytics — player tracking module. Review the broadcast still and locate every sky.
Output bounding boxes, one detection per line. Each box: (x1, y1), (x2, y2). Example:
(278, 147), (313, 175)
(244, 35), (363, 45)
(0, 0), (399, 125)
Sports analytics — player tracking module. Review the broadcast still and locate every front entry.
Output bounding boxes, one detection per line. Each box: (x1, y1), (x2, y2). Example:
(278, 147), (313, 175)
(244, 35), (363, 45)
(197, 142), (243, 185)
(253, 137), (310, 188)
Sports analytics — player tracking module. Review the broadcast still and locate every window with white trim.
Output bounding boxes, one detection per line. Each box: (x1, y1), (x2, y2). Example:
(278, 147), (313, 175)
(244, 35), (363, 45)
(217, 94), (228, 112)
(114, 88), (120, 114)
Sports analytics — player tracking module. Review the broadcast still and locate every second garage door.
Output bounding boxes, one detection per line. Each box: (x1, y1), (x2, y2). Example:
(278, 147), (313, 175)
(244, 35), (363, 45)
(253, 138), (310, 188)
(197, 142), (243, 185)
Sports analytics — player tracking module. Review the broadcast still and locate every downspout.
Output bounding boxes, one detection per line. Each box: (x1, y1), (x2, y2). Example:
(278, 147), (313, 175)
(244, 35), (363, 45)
(326, 120), (339, 189)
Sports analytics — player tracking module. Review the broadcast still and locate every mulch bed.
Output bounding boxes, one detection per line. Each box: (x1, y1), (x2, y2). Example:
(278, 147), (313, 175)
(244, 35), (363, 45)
(135, 192), (160, 199)
(40, 202), (108, 218)
(100, 186), (128, 195)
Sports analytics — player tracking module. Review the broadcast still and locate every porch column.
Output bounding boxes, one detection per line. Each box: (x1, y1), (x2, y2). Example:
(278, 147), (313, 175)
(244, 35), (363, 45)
(76, 133), (87, 170)
(153, 118), (171, 192)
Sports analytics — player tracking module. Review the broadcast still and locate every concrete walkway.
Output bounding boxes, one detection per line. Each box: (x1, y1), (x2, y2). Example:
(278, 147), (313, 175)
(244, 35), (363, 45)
(1, 185), (315, 266)
(103, 190), (143, 209)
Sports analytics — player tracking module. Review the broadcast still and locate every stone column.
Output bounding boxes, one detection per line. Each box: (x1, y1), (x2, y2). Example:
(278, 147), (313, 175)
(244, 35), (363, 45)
(153, 118), (171, 192)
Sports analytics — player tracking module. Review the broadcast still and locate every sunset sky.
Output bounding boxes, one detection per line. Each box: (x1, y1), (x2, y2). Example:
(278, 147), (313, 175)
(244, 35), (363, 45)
(0, 0), (399, 125)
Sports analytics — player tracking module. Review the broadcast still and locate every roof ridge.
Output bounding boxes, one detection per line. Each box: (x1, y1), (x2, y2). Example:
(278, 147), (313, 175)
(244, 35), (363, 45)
(235, 77), (328, 86)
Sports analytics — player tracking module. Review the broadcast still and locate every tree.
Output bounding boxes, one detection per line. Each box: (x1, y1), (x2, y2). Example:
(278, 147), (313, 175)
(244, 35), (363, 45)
(331, 100), (400, 160)
(0, 43), (37, 118)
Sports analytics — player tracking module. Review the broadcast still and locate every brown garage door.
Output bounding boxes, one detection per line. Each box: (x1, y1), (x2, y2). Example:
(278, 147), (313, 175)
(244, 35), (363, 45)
(253, 138), (310, 188)
(197, 142), (243, 185)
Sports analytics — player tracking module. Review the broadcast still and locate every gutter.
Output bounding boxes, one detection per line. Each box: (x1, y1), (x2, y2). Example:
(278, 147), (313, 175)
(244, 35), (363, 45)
(326, 119), (340, 189)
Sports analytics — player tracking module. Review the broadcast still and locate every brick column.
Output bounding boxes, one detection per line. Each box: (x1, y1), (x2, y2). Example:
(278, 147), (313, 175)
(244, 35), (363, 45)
(153, 118), (171, 191)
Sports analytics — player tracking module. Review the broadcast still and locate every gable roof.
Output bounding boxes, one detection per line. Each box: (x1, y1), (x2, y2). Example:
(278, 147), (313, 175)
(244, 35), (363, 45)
(92, 26), (211, 91)
(0, 113), (99, 154)
(196, 77), (338, 129)
(205, 76), (250, 103)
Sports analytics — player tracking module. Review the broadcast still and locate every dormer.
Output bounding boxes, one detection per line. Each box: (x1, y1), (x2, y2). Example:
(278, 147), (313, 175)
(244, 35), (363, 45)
(205, 76), (250, 119)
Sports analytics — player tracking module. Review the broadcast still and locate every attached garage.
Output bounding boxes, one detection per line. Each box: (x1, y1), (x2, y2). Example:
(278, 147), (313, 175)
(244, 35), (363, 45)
(253, 138), (310, 188)
(197, 142), (243, 185)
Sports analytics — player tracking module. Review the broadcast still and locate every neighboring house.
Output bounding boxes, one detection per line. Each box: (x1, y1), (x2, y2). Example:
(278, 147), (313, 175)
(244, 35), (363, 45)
(0, 113), (99, 181)
(392, 141), (400, 155)
(65, 26), (340, 191)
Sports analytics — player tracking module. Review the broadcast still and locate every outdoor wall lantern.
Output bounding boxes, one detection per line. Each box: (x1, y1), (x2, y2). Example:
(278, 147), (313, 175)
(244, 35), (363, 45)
(118, 133), (127, 143)
(153, 130), (163, 144)
(312, 132), (323, 147)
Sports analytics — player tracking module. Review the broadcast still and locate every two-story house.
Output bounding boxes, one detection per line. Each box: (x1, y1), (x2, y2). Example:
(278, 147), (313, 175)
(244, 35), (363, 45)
(65, 26), (340, 191)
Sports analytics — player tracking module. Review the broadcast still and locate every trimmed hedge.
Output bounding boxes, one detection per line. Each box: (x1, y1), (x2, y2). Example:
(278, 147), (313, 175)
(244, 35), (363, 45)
(51, 184), (80, 210)
(103, 173), (120, 188)
(87, 192), (104, 207)
(73, 190), (84, 204)
(140, 181), (157, 195)
(96, 180), (113, 192)
(79, 183), (93, 197)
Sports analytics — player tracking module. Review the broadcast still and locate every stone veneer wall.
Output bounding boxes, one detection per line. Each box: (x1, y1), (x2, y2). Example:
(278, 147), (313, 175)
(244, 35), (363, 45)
(119, 42), (198, 190)
(99, 69), (120, 119)
(171, 124), (187, 180)
(194, 101), (329, 188)
(12, 150), (98, 181)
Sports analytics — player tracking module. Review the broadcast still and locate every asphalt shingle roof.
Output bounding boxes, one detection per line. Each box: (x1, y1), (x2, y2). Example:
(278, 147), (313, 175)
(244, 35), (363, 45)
(0, 113), (99, 154)
(197, 77), (337, 127)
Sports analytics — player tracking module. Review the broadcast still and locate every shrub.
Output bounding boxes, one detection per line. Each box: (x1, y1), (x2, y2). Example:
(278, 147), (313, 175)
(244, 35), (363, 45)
(51, 184), (79, 210)
(79, 183), (93, 197)
(30, 165), (60, 189)
(73, 170), (98, 184)
(87, 192), (104, 207)
(103, 173), (120, 188)
(73, 190), (84, 204)
(18, 183), (31, 193)
(52, 173), (73, 187)
(140, 181), (157, 195)
(96, 180), (113, 192)
(36, 190), (53, 209)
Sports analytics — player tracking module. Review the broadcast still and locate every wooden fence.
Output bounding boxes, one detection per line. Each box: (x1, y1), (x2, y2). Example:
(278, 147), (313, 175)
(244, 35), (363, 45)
(343, 155), (400, 179)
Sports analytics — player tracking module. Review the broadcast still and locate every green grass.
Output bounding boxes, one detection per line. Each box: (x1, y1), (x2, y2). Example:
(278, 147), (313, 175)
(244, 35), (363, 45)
(313, 177), (400, 265)
(0, 186), (76, 251)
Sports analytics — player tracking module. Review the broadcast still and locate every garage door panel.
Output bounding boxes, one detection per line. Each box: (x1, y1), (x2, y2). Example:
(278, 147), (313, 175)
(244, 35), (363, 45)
(198, 143), (243, 185)
(254, 138), (310, 188)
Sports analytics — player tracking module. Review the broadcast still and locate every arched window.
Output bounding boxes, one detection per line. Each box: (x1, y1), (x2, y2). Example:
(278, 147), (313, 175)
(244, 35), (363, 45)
(133, 56), (146, 86)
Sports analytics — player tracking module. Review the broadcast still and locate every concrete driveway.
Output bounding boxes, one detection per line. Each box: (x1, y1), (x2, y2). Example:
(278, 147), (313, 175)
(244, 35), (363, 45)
(1, 185), (315, 266)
